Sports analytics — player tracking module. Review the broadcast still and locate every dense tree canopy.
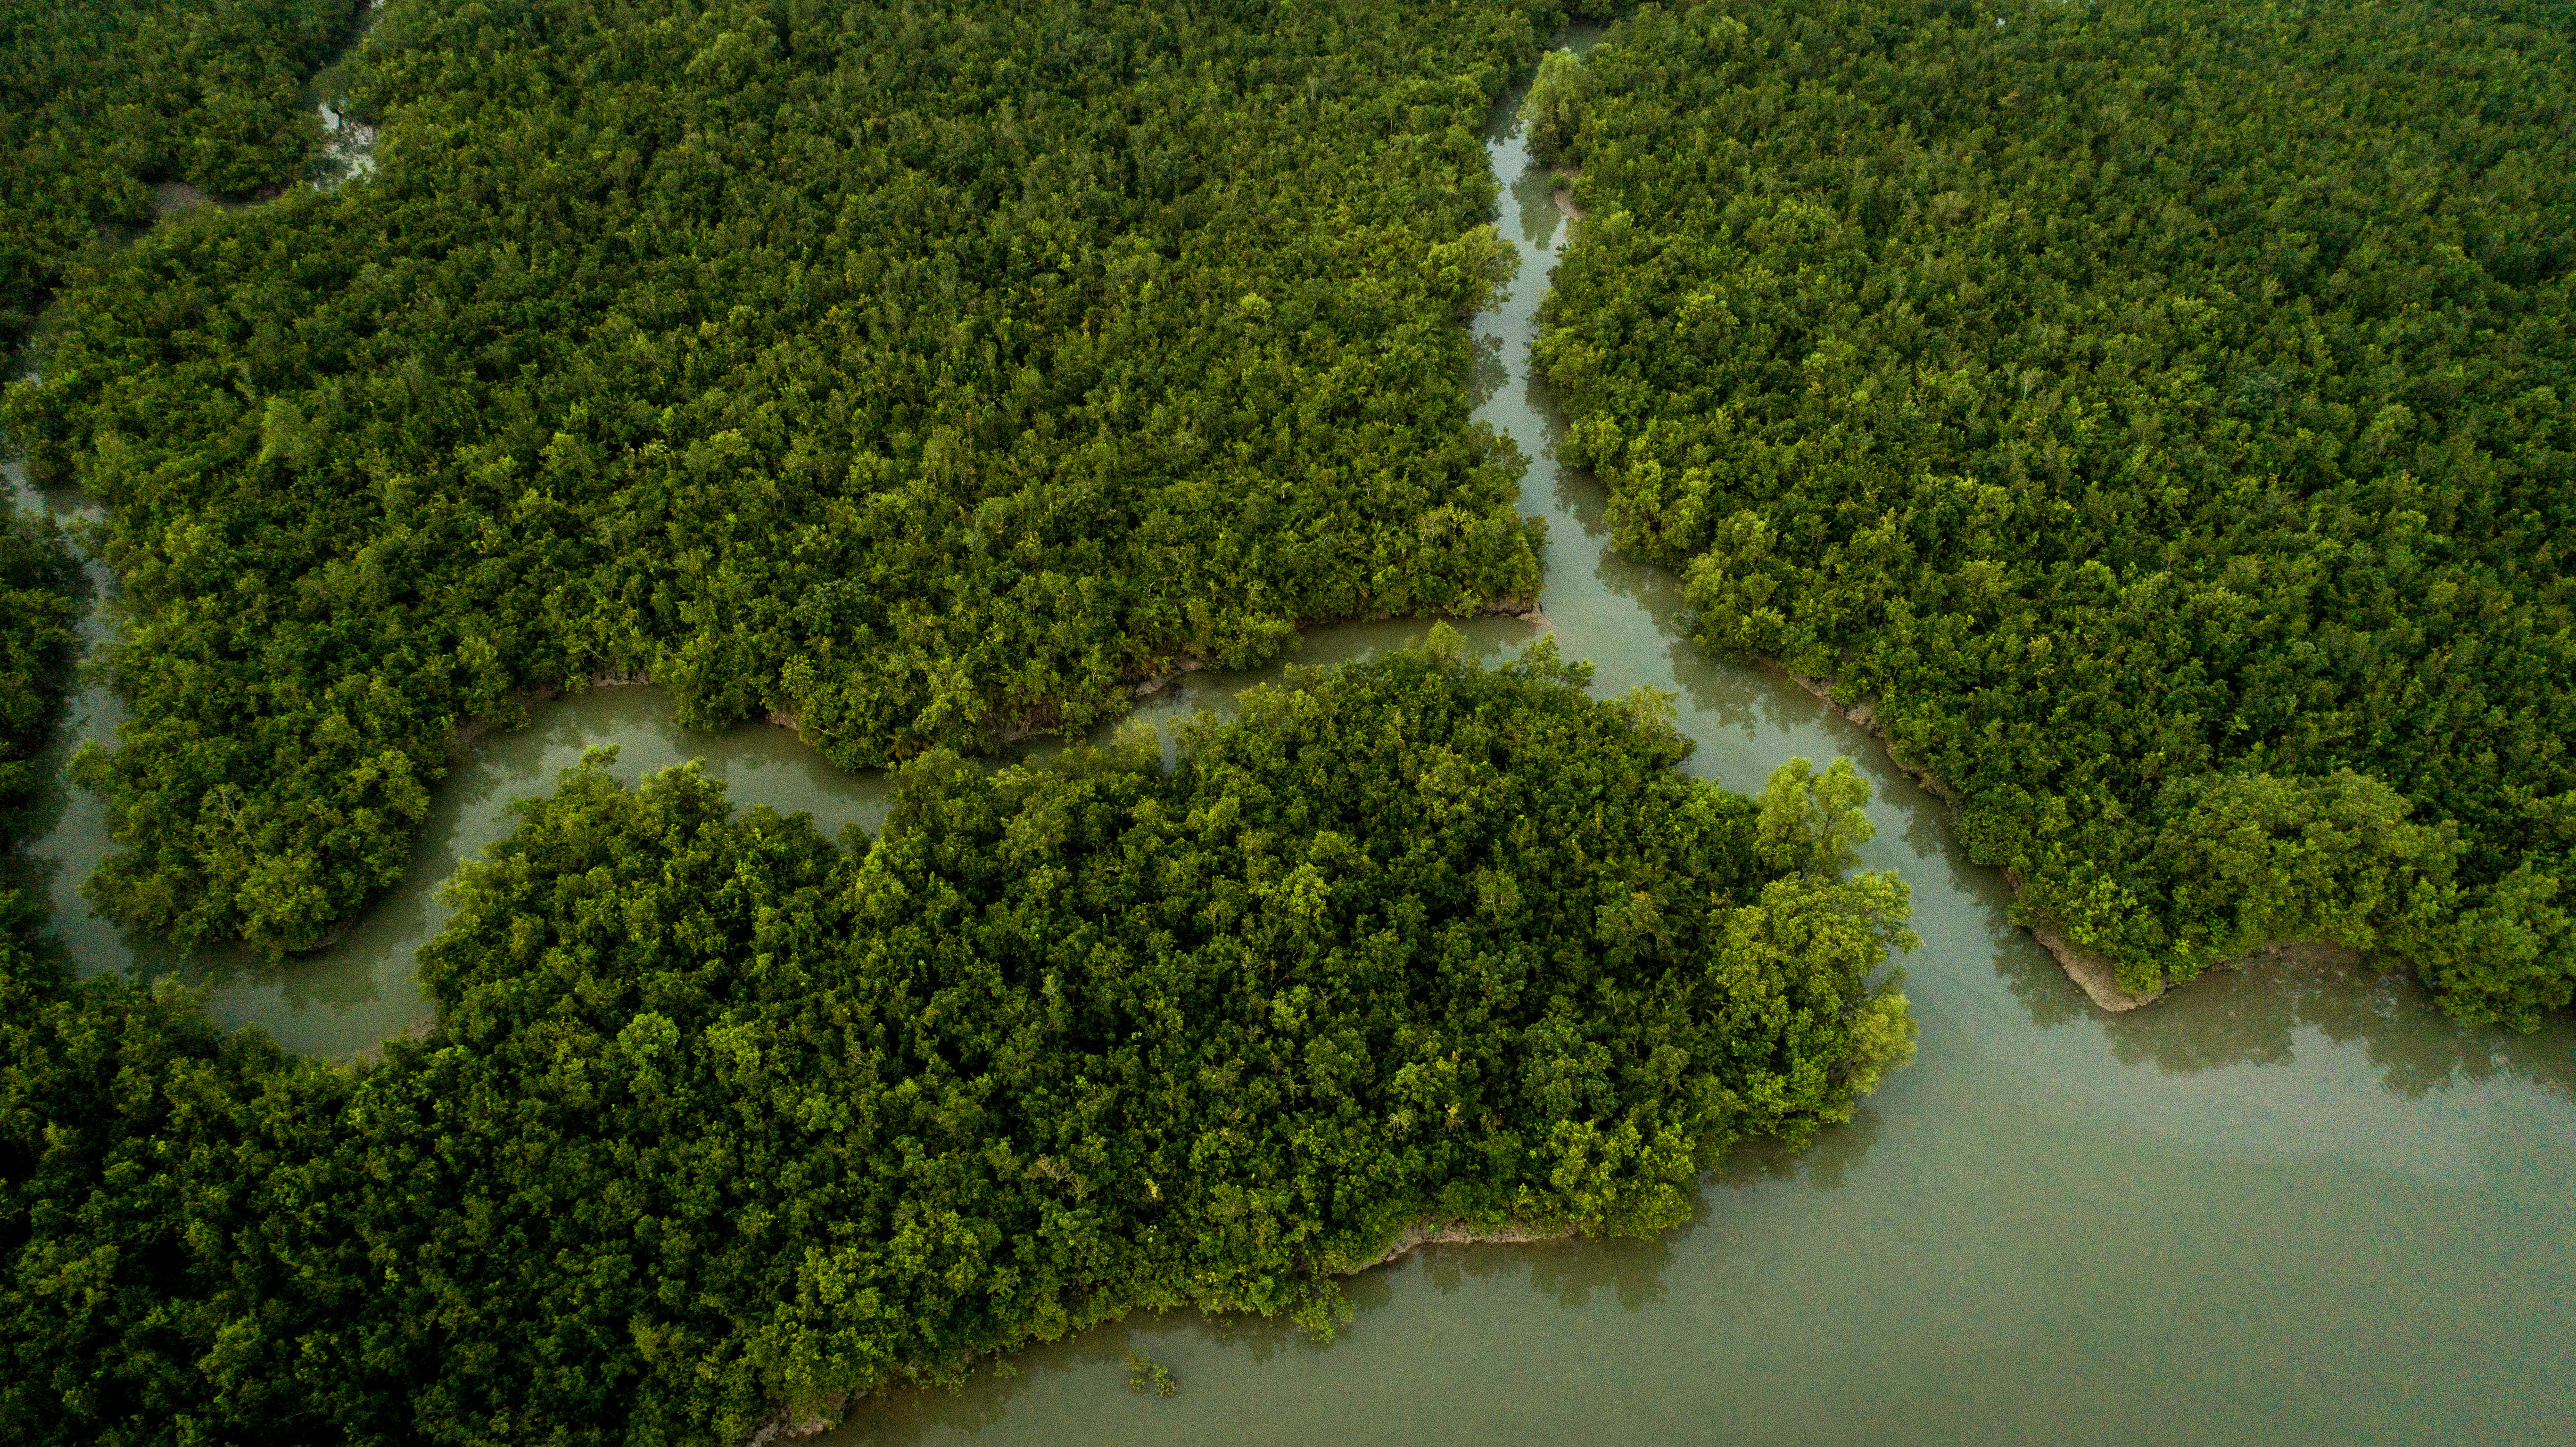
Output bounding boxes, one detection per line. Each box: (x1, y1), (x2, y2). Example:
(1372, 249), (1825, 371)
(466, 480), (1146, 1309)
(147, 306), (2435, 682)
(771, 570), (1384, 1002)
(1532, 0), (2576, 1026)
(0, 0), (351, 354)
(0, 639), (1915, 1445)
(0, 509), (82, 834)
(3, 0), (1582, 954)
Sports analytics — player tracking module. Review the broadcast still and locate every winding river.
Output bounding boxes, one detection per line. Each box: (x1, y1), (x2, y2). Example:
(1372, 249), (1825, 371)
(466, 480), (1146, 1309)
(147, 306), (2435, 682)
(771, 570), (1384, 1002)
(6, 34), (2573, 1447)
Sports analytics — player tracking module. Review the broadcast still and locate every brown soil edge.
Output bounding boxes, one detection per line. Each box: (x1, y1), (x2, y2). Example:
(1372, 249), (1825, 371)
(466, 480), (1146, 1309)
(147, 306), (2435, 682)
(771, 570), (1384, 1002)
(2022, 912), (2164, 1012)
(745, 1398), (848, 1447)
(1776, 666), (2362, 1013)
(1357, 1217), (1567, 1269)
(743, 1217), (1567, 1445)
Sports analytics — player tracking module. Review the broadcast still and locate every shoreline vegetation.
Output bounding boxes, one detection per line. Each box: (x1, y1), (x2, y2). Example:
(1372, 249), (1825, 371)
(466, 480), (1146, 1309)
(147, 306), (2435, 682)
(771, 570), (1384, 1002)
(745, 1213), (1577, 1447)
(1780, 665), (2377, 1011)
(315, 568), (1549, 966)
(0, 0), (360, 360)
(1527, 0), (2576, 1031)
(0, 637), (1919, 1446)
(4, 1), (2568, 1442)
(0, 509), (83, 839)
(3, 0), (1578, 960)
(747, 1210), (1577, 1447)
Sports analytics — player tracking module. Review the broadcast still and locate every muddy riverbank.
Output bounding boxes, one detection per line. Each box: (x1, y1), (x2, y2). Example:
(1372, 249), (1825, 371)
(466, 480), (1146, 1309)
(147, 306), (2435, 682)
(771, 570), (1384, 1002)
(9, 29), (2572, 1447)
(805, 41), (2576, 1447)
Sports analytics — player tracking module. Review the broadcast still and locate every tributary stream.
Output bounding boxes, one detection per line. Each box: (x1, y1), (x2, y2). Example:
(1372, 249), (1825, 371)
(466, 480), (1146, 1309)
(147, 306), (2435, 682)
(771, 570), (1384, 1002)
(6, 35), (2572, 1447)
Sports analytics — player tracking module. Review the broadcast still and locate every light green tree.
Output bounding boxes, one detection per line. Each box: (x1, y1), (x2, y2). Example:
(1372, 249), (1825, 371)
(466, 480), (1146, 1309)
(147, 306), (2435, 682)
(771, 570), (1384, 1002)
(1519, 49), (1585, 165)
(1756, 756), (1876, 878)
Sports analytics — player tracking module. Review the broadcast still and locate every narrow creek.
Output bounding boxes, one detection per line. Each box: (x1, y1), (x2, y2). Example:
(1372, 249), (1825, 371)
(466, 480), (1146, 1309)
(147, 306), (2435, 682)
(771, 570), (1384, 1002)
(5, 33), (2573, 1446)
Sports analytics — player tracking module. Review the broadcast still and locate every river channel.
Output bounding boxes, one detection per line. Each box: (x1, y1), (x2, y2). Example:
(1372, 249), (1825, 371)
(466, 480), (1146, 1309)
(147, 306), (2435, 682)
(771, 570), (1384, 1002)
(6, 31), (2573, 1447)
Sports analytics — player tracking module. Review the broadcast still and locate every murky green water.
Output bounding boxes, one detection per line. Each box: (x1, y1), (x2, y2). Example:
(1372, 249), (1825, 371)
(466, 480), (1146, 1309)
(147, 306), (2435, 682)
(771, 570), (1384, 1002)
(0, 469), (1537, 1054)
(7, 32), (2573, 1445)
(812, 48), (2576, 1447)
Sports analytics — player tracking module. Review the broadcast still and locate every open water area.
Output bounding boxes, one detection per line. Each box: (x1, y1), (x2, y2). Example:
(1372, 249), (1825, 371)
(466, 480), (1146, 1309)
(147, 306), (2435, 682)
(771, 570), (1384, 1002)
(5, 33), (2572, 1447)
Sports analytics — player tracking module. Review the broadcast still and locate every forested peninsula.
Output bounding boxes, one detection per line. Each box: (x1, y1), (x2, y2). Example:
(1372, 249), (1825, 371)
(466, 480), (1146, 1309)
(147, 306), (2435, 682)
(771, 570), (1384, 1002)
(0, 639), (1916, 1446)
(5, 0), (2572, 1437)
(4, 0), (1584, 955)
(1531, 0), (2576, 1027)
(3, 7), (1907, 1442)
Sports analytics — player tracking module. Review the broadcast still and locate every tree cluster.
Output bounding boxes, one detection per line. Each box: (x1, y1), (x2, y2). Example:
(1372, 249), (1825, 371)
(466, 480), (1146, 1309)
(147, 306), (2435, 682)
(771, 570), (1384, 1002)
(1531, 0), (2576, 1026)
(0, 639), (1915, 1445)
(0, 0), (353, 355)
(2, 0), (1583, 954)
(0, 508), (82, 835)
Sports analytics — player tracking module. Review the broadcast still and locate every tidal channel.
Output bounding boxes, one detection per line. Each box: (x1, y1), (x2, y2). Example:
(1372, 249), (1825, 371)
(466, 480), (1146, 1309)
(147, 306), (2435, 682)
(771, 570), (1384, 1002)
(5, 33), (2571, 1447)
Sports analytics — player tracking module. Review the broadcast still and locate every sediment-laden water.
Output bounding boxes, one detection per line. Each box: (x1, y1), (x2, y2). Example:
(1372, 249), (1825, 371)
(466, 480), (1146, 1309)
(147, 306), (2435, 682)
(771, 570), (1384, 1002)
(5, 33), (2571, 1447)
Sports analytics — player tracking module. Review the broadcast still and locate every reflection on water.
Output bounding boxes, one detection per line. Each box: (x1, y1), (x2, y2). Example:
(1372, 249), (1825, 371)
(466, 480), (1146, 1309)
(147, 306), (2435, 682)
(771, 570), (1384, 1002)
(8, 443), (1545, 1054)
(7, 22), (2575, 1447)
(167, 685), (901, 1054)
(812, 31), (2576, 1447)
(2101, 952), (2576, 1099)
(1467, 328), (1509, 410)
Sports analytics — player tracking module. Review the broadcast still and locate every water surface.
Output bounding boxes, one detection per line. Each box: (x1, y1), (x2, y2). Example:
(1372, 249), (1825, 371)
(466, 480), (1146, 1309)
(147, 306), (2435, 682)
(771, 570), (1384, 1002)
(6, 33), (2572, 1446)
(809, 44), (2576, 1447)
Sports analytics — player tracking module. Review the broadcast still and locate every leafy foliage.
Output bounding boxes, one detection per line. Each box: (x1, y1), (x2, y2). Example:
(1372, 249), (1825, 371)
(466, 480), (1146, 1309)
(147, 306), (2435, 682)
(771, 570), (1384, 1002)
(0, 641), (1914, 1445)
(0, 919), (363, 1447)
(6, 498), (345, 1445)
(0, 509), (83, 834)
(3, 0), (1573, 954)
(0, 0), (350, 353)
(1518, 47), (1585, 166)
(1533, 0), (2576, 1025)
